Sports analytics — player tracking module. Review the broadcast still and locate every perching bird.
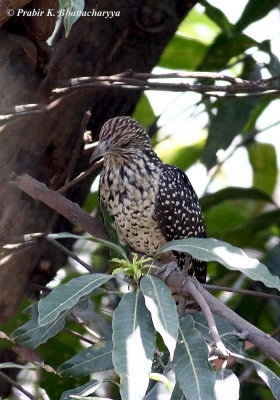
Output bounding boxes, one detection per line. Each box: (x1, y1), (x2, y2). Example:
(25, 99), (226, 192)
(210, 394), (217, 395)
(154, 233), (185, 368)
(90, 116), (207, 284)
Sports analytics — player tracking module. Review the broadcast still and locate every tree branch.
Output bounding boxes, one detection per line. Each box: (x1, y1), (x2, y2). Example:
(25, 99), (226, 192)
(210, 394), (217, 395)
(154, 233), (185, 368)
(57, 160), (103, 194)
(0, 0), (32, 27)
(203, 283), (280, 301)
(52, 74), (279, 97)
(165, 271), (280, 362)
(0, 370), (36, 400)
(46, 237), (94, 273)
(15, 174), (108, 240)
(182, 278), (228, 358)
(1, 71), (280, 124)
(15, 174), (280, 362)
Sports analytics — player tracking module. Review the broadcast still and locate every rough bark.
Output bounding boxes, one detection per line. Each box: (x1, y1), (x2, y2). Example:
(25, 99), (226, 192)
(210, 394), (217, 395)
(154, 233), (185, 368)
(0, 0), (32, 27)
(0, 0), (198, 321)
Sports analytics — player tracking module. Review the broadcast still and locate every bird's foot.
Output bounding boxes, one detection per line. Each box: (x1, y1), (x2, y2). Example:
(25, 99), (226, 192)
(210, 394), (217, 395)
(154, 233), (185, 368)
(154, 261), (180, 283)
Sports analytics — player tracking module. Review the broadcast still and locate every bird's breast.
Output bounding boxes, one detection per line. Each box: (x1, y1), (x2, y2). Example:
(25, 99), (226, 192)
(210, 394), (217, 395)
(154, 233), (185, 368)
(100, 159), (166, 256)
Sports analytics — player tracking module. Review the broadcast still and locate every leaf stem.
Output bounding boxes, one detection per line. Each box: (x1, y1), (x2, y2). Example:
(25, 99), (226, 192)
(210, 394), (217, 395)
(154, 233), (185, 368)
(47, 237), (94, 273)
(63, 327), (97, 345)
(0, 370), (37, 400)
(203, 283), (280, 301)
(182, 278), (229, 359)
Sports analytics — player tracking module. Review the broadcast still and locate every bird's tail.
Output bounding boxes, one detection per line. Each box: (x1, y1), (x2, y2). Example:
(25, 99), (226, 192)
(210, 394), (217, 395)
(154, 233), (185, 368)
(190, 258), (207, 283)
(176, 257), (207, 316)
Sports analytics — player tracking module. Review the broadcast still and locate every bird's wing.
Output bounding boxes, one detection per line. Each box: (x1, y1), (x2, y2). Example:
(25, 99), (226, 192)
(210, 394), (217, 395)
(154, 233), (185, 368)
(154, 164), (207, 282)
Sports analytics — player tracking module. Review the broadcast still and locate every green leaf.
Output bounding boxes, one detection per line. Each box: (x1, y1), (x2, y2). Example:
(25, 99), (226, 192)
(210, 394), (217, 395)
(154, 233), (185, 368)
(158, 237), (280, 291)
(159, 34), (207, 71)
(214, 369), (240, 400)
(11, 305), (67, 349)
(112, 291), (156, 400)
(60, 379), (102, 400)
(149, 373), (171, 392)
(248, 142), (277, 196)
(83, 191), (99, 214)
(225, 209), (280, 247)
(156, 139), (205, 172)
(200, 187), (275, 211)
(140, 276), (178, 359)
(241, 355), (280, 399)
(47, 232), (127, 259)
(170, 382), (186, 400)
(58, 340), (113, 377)
(201, 53), (262, 168)
(259, 40), (280, 77)
(198, 32), (257, 71)
(145, 370), (176, 399)
(203, 3), (233, 35)
(242, 96), (272, 132)
(192, 313), (244, 354)
(202, 95), (260, 169)
(60, 0), (85, 37)
(38, 273), (111, 326)
(178, 8), (221, 44)
(203, 200), (248, 239)
(59, 0), (72, 6)
(40, 329), (88, 398)
(264, 244), (280, 277)
(172, 316), (215, 400)
(235, 0), (280, 32)
(133, 94), (156, 128)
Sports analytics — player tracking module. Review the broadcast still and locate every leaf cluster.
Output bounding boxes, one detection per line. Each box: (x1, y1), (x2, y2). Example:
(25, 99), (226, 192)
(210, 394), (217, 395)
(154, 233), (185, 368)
(5, 237), (280, 400)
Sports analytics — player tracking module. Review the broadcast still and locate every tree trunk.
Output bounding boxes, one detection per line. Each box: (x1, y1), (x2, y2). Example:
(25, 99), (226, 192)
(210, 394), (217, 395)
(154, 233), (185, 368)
(0, 0), (198, 321)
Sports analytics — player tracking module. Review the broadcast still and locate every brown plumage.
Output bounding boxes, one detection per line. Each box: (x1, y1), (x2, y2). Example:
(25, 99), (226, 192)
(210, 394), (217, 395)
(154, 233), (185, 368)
(90, 116), (207, 283)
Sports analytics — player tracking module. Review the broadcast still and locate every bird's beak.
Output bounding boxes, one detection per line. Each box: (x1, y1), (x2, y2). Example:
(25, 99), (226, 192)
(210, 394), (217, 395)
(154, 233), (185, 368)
(90, 140), (109, 163)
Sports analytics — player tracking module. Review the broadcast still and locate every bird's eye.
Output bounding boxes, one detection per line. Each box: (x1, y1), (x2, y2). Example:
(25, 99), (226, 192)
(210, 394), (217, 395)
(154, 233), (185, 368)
(121, 140), (132, 148)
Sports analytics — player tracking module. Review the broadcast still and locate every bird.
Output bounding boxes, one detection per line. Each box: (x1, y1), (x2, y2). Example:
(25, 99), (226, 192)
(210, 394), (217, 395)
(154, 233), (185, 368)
(90, 116), (207, 286)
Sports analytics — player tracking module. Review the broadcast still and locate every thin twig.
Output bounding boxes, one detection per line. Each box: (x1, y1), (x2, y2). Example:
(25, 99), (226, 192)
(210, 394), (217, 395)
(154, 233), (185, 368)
(162, 270), (280, 362)
(53, 71), (277, 88)
(0, 370), (36, 400)
(260, 74), (280, 83)
(182, 277), (228, 358)
(1, 71), (280, 122)
(204, 119), (280, 193)
(0, 232), (45, 245)
(241, 378), (267, 387)
(57, 159), (103, 194)
(16, 174), (108, 240)
(47, 237), (94, 273)
(52, 80), (279, 97)
(70, 313), (103, 341)
(0, 103), (43, 114)
(63, 327), (96, 345)
(203, 283), (280, 301)
(239, 353), (267, 382)
(30, 283), (52, 292)
(64, 110), (91, 185)
(116, 70), (249, 84)
(193, 280), (280, 362)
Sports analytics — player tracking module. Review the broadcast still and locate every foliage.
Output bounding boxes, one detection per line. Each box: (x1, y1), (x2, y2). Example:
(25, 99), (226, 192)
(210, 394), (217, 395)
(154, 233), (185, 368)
(111, 253), (157, 282)
(4, 237), (280, 399)
(1, 0), (280, 399)
(59, 0), (85, 37)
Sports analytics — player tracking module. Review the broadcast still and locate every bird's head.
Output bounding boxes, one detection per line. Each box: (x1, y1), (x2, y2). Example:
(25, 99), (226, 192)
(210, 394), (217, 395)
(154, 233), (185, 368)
(90, 116), (151, 162)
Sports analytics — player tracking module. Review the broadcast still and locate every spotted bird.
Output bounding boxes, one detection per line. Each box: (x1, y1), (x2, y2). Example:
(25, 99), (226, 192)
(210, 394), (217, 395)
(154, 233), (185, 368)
(90, 116), (207, 283)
